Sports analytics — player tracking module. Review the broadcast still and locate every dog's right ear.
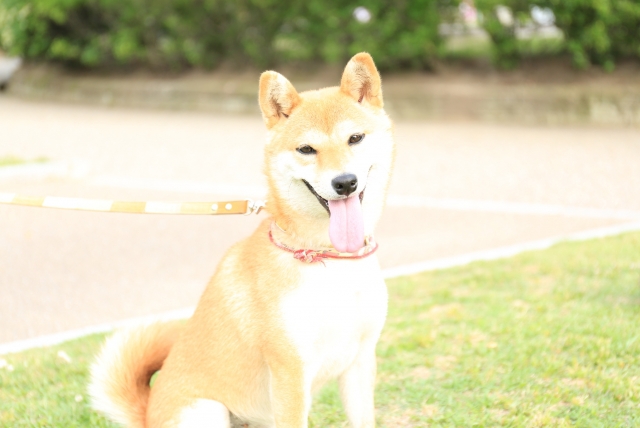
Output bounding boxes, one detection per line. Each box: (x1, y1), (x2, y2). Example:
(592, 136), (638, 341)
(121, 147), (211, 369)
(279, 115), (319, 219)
(258, 71), (301, 129)
(340, 52), (383, 108)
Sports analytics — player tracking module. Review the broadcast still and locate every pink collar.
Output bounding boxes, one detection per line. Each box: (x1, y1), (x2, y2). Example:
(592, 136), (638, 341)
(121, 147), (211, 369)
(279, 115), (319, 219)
(268, 223), (378, 264)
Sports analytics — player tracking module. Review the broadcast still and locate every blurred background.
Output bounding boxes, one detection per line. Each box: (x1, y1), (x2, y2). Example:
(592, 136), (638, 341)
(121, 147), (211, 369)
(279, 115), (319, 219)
(1, 0), (640, 123)
(0, 0), (639, 345)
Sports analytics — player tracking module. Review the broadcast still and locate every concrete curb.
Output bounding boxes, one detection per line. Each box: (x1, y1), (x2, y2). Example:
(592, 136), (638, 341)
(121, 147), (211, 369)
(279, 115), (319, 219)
(0, 160), (89, 181)
(5, 66), (640, 126)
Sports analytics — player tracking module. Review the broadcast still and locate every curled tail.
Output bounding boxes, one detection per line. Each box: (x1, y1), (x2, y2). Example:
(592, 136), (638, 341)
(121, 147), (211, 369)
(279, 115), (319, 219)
(89, 321), (183, 428)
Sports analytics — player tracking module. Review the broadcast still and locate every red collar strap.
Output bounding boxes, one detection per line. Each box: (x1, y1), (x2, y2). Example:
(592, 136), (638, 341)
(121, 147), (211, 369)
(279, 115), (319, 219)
(268, 223), (378, 264)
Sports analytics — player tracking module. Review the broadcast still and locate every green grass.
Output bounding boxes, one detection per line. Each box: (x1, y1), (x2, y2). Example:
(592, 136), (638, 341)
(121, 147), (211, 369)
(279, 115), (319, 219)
(0, 335), (113, 427)
(2, 233), (640, 427)
(0, 156), (48, 167)
(311, 232), (640, 427)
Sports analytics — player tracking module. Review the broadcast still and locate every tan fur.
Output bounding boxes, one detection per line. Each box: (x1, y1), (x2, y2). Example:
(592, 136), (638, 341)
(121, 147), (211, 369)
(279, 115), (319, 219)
(259, 71), (302, 128)
(90, 321), (183, 428)
(340, 52), (383, 108)
(90, 52), (395, 428)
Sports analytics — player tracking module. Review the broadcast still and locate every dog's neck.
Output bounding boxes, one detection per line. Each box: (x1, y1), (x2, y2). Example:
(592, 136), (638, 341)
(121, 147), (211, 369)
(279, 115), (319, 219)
(263, 190), (332, 249)
(269, 213), (333, 250)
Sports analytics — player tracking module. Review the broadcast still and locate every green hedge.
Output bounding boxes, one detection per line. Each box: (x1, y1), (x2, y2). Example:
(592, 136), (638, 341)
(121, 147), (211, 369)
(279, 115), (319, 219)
(542, 0), (640, 70)
(1, 0), (638, 71)
(0, 0), (441, 70)
(477, 0), (640, 70)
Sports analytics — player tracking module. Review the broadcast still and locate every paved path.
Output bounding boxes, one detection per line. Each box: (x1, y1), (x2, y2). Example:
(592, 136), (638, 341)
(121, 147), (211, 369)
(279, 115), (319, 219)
(1, 97), (639, 344)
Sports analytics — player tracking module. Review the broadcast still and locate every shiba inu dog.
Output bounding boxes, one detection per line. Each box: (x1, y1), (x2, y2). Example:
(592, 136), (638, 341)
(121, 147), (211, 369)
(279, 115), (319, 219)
(89, 52), (396, 428)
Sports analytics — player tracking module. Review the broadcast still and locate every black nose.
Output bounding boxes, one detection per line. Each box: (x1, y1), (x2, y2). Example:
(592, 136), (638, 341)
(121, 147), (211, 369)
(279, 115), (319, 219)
(332, 174), (358, 197)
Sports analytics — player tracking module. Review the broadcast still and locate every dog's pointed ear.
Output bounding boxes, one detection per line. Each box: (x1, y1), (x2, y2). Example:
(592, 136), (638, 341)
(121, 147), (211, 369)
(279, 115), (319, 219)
(340, 52), (383, 108)
(259, 71), (301, 128)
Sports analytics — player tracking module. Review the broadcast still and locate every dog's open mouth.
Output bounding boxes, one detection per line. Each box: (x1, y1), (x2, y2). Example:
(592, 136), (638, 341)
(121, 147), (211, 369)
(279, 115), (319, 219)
(302, 180), (364, 215)
(302, 179), (366, 252)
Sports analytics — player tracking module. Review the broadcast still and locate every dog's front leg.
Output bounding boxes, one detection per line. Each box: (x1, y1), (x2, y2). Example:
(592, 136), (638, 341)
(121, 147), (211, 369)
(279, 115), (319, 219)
(339, 346), (377, 428)
(268, 360), (310, 428)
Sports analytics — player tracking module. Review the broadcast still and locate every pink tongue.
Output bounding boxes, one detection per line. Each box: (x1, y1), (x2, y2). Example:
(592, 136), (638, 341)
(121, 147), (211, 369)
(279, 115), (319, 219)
(328, 195), (365, 253)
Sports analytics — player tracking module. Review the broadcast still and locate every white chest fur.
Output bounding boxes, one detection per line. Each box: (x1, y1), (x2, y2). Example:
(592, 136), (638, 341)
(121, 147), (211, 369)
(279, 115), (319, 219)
(279, 255), (388, 391)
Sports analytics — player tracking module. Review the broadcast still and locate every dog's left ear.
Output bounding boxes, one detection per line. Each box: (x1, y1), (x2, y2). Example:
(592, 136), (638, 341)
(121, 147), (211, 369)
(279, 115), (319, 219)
(340, 52), (383, 108)
(259, 71), (301, 129)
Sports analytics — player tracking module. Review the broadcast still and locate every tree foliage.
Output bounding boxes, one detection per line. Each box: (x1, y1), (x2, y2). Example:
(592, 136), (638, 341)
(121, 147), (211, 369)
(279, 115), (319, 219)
(0, 0), (441, 70)
(477, 0), (640, 70)
(1, 0), (638, 71)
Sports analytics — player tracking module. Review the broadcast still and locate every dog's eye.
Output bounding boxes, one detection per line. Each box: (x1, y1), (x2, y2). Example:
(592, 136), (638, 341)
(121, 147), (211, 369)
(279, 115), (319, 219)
(349, 134), (364, 145)
(297, 145), (316, 155)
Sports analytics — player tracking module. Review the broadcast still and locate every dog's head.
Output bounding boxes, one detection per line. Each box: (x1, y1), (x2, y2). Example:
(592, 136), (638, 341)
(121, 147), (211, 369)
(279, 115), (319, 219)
(259, 53), (395, 251)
